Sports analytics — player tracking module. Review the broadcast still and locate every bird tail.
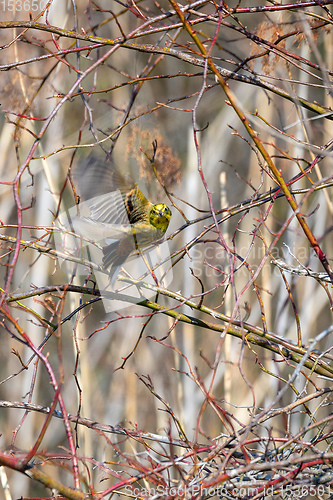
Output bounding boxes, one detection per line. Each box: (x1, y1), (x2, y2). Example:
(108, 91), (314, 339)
(102, 240), (131, 286)
(102, 240), (120, 269)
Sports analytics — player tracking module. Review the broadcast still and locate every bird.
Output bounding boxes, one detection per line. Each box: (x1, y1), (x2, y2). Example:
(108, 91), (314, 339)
(69, 157), (172, 284)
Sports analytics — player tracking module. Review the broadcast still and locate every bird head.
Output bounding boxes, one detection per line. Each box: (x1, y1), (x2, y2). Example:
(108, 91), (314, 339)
(149, 204), (172, 232)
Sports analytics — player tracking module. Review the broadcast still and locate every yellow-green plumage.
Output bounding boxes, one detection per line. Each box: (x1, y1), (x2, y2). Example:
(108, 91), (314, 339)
(73, 159), (172, 281)
(102, 202), (171, 272)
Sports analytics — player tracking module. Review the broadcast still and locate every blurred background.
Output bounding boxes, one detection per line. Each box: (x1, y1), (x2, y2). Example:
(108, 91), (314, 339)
(0, 0), (332, 497)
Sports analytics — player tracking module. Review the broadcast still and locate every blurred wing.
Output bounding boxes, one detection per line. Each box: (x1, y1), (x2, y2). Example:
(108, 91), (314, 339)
(66, 214), (129, 242)
(73, 156), (131, 199)
(73, 156), (152, 224)
(67, 156), (158, 282)
(84, 191), (130, 225)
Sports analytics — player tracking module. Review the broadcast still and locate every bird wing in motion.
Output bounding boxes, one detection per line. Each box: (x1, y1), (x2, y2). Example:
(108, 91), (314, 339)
(57, 157), (172, 294)
(73, 158), (152, 226)
(66, 158), (167, 281)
